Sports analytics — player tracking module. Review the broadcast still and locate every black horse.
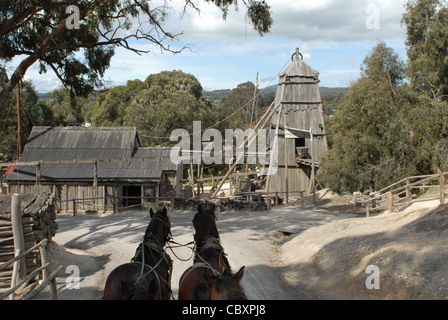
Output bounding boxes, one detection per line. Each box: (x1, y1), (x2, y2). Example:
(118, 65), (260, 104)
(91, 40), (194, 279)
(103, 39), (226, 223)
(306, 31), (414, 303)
(102, 207), (173, 300)
(178, 203), (246, 300)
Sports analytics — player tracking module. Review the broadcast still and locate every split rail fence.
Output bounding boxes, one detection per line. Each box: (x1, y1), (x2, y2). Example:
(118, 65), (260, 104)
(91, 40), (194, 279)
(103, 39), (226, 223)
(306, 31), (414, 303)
(357, 172), (448, 217)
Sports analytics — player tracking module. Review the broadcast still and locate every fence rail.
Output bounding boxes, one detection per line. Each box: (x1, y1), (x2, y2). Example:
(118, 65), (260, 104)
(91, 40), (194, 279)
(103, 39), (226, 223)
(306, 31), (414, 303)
(0, 239), (61, 300)
(358, 172), (447, 217)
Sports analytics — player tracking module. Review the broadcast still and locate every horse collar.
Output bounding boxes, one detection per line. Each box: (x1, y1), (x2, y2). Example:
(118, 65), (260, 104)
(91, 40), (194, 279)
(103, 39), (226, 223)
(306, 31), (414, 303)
(200, 236), (220, 248)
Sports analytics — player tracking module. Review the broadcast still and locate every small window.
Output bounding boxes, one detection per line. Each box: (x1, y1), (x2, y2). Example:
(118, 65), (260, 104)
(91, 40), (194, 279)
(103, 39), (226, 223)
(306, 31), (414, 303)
(295, 138), (305, 148)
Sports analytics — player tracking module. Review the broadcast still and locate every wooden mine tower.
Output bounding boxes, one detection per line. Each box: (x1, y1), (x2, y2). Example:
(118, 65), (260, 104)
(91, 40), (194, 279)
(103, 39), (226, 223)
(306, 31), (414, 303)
(266, 49), (328, 200)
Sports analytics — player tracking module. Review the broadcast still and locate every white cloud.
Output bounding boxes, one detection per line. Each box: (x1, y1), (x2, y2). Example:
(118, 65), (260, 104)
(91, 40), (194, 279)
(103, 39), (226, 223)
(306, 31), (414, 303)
(6, 0), (409, 93)
(161, 0), (407, 45)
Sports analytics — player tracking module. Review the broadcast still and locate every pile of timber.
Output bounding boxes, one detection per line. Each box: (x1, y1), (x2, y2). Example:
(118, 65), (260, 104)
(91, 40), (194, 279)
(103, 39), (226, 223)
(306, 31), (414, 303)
(0, 193), (57, 289)
(172, 197), (268, 212)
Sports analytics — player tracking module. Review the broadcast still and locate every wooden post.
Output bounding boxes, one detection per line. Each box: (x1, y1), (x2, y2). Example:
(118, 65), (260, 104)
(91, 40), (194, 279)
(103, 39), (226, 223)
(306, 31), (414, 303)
(35, 163), (41, 188)
(9, 249), (20, 300)
(72, 199), (77, 216)
(284, 112), (289, 204)
(64, 184), (68, 211)
(39, 240), (57, 300)
(16, 82), (22, 156)
(93, 160), (98, 205)
(406, 179), (411, 202)
(112, 186), (117, 214)
(310, 128), (316, 204)
(389, 192), (394, 213)
(366, 199), (370, 218)
(440, 173), (446, 205)
(11, 194), (27, 279)
(266, 101), (283, 194)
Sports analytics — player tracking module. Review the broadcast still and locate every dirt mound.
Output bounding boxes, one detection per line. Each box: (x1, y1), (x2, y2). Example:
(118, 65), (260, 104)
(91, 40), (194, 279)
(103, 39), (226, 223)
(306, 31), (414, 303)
(276, 200), (448, 299)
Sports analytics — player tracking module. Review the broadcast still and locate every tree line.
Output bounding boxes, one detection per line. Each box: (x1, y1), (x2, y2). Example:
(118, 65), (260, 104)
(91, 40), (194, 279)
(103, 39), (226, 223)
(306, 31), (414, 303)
(318, 0), (448, 193)
(0, 69), (271, 161)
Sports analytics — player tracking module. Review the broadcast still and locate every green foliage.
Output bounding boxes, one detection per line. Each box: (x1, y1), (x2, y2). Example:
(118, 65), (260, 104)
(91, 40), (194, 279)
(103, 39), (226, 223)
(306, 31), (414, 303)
(319, 43), (415, 193)
(0, 0), (273, 110)
(204, 0), (272, 35)
(214, 81), (265, 132)
(0, 79), (53, 161)
(125, 71), (214, 146)
(92, 79), (144, 127)
(403, 0), (448, 98)
(319, 1), (448, 193)
(403, 0), (448, 171)
(42, 88), (96, 126)
(361, 42), (405, 86)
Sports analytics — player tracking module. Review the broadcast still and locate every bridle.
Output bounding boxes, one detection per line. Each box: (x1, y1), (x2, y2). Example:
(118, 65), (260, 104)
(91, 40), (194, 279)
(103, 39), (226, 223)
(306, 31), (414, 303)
(131, 214), (173, 299)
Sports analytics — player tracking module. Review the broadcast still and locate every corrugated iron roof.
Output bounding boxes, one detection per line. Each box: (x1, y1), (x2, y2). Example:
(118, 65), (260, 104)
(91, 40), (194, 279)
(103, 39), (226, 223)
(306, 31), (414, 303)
(6, 127), (176, 183)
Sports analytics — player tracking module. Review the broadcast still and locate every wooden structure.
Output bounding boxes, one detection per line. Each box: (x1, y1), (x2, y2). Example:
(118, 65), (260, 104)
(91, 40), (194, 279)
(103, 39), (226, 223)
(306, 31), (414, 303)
(4, 127), (182, 212)
(0, 193), (57, 292)
(359, 172), (448, 217)
(266, 49), (328, 198)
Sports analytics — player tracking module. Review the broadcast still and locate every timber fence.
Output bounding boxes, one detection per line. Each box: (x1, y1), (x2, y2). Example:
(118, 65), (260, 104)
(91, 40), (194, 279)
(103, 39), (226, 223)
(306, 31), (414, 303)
(357, 172), (447, 217)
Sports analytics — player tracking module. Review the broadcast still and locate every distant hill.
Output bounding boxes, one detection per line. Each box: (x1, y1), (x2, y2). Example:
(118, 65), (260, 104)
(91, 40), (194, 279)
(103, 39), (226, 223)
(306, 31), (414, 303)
(38, 92), (52, 100)
(202, 85), (349, 113)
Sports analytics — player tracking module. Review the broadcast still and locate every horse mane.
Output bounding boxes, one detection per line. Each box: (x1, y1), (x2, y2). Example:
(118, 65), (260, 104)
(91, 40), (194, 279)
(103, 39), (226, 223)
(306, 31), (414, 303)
(213, 269), (247, 300)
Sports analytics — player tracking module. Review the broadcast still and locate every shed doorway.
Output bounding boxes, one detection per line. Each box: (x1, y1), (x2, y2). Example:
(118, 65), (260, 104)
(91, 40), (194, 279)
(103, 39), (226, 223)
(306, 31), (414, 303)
(123, 185), (141, 207)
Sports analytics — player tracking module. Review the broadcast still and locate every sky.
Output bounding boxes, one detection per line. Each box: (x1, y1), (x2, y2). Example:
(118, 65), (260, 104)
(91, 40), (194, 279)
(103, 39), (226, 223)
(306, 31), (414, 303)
(11, 0), (409, 93)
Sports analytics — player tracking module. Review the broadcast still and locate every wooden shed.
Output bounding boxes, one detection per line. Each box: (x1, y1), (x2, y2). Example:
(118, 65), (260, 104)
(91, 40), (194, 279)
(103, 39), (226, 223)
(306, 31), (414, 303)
(266, 51), (328, 198)
(5, 126), (182, 212)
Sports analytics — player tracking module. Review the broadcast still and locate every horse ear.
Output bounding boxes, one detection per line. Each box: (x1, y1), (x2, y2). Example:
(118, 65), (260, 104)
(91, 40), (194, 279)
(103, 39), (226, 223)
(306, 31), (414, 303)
(149, 208), (154, 218)
(201, 270), (213, 287)
(162, 206), (167, 215)
(234, 266), (245, 282)
(197, 204), (202, 215)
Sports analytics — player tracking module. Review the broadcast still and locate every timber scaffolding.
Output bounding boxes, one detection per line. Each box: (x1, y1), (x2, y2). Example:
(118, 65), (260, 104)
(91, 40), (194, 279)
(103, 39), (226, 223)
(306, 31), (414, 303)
(355, 172), (448, 217)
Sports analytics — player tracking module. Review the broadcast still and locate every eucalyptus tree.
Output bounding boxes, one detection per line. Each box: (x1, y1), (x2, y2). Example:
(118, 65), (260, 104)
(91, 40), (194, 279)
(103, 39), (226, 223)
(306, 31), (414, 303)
(0, 0), (272, 110)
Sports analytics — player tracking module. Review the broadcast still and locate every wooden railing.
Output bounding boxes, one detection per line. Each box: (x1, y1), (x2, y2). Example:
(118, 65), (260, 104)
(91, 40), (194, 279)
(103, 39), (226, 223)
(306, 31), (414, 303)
(0, 239), (62, 300)
(359, 172), (447, 217)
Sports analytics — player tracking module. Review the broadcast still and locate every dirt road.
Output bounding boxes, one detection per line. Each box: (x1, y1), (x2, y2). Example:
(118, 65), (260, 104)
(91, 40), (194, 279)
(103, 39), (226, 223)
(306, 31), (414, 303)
(38, 202), (350, 300)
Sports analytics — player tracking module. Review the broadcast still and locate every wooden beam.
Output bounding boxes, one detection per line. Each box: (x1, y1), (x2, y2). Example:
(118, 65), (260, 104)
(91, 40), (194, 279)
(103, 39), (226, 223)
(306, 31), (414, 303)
(0, 156), (174, 168)
(211, 101), (277, 198)
(11, 194), (26, 279)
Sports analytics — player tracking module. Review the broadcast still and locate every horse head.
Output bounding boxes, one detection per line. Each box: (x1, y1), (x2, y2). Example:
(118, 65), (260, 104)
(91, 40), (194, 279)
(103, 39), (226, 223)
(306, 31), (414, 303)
(119, 276), (159, 300)
(192, 203), (219, 249)
(145, 206), (171, 247)
(200, 266), (247, 300)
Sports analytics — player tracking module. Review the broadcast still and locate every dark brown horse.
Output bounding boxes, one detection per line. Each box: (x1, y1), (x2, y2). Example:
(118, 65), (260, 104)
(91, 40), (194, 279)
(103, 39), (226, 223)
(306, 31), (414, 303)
(102, 207), (173, 300)
(178, 203), (247, 300)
